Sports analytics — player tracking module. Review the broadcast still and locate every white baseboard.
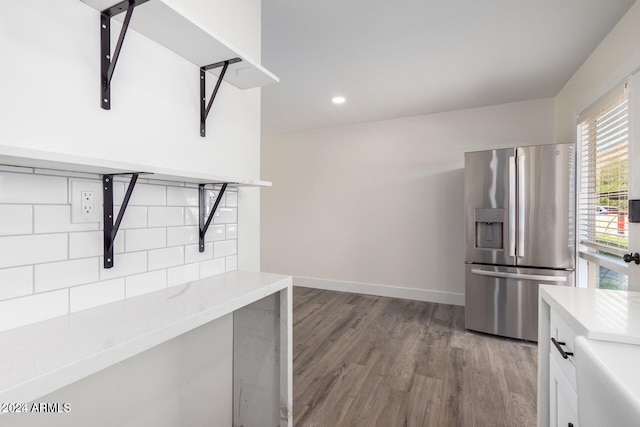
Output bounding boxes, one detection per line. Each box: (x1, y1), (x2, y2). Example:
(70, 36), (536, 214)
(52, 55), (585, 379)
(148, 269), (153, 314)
(293, 276), (465, 306)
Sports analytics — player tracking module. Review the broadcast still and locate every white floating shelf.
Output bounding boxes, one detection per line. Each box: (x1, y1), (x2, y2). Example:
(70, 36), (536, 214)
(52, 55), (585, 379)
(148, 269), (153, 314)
(0, 145), (271, 187)
(80, 0), (279, 89)
(0, 271), (292, 404)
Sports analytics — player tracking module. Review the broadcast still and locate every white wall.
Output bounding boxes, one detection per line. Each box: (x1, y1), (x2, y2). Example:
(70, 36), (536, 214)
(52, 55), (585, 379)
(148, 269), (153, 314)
(261, 98), (554, 304)
(0, 0), (262, 271)
(0, 0), (261, 177)
(554, 1), (640, 142)
(554, 1), (640, 291)
(0, 0), (262, 424)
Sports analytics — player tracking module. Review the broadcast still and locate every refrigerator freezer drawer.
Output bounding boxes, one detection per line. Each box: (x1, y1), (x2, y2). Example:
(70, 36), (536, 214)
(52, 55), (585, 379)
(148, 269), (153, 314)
(469, 269), (568, 282)
(465, 265), (574, 341)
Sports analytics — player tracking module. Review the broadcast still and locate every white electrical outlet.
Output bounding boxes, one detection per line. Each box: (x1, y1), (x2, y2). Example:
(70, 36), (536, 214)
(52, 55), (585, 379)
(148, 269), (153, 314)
(71, 179), (103, 223)
(81, 191), (95, 215)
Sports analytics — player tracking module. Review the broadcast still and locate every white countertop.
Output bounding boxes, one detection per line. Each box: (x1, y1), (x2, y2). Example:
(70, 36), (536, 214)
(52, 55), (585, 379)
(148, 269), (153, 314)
(540, 285), (640, 345)
(0, 271), (291, 404)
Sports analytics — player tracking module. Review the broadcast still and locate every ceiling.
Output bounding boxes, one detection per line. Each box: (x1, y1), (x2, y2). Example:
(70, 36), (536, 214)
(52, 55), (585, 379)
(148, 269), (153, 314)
(260, 0), (636, 137)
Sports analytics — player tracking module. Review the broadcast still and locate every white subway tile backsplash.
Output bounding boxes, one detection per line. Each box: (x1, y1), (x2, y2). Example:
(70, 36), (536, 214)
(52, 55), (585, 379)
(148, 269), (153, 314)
(180, 212), (225, 239)
(125, 228), (166, 252)
(0, 234), (67, 268)
(214, 240), (237, 258)
(167, 263), (199, 287)
(114, 175), (143, 183)
(0, 172), (67, 204)
(225, 255), (238, 272)
(0, 171), (238, 330)
(0, 205), (33, 235)
(34, 205), (98, 233)
(0, 290), (68, 333)
(0, 266), (33, 300)
(185, 243), (213, 264)
(111, 181), (125, 200)
(69, 230), (124, 259)
(148, 206), (183, 227)
(115, 183), (166, 206)
(225, 224), (237, 239)
(167, 187), (198, 206)
(200, 258), (225, 278)
(206, 188), (226, 208)
(36, 169), (99, 179)
(225, 191), (238, 207)
(116, 206), (147, 229)
(70, 278), (125, 313)
(35, 258), (99, 293)
(167, 226), (198, 246)
(126, 270), (167, 298)
(204, 224), (225, 242)
(148, 246), (184, 271)
(99, 251), (147, 281)
(184, 207), (198, 226)
(214, 207), (237, 224)
(146, 179), (184, 187)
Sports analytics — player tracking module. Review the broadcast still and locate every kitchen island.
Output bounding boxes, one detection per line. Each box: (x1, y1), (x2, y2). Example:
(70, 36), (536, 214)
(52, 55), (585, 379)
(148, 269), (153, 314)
(0, 270), (292, 426)
(537, 285), (640, 427)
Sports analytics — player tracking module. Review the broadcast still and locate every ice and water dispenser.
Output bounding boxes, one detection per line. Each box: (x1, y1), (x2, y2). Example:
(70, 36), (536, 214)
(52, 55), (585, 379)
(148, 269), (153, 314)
(474, 209), (504, 250)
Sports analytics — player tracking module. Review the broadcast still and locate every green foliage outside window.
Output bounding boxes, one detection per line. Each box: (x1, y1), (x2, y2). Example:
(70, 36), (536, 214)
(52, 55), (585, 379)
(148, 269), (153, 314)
(597, 156), (628, 211)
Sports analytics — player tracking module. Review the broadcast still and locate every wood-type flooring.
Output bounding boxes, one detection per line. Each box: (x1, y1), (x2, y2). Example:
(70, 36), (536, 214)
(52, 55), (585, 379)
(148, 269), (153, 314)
(292, 287), (537, 427)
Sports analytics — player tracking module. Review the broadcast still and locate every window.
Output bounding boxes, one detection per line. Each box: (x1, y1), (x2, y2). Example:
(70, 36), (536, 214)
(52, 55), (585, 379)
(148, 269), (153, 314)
(578, 83), (629, 290)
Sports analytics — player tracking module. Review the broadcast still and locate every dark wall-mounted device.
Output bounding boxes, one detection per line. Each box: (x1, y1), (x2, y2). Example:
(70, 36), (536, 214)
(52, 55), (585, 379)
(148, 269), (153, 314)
(629, 200), (640, 223)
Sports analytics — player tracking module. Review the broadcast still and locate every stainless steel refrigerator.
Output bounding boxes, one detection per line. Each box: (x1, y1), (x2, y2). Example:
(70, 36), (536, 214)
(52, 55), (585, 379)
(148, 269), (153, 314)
(464, 144), (575, 341)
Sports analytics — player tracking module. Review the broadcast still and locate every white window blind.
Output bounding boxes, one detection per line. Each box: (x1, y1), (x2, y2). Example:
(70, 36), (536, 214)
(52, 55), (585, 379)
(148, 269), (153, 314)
(578, 83), (629, 256)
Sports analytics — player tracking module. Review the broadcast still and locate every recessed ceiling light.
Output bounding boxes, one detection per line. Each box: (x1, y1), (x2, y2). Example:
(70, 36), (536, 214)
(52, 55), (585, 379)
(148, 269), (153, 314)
(332, 96), (346, 104)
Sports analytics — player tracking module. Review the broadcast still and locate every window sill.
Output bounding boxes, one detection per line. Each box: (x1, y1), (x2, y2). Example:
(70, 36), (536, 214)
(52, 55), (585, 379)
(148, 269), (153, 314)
(579, 250), (628, 274)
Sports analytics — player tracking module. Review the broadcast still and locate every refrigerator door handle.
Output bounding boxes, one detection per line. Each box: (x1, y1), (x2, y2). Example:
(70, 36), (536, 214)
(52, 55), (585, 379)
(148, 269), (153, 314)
(470, 269), (567, 282)
(508, 156), (516, 257)
(517, 154), (525, 257)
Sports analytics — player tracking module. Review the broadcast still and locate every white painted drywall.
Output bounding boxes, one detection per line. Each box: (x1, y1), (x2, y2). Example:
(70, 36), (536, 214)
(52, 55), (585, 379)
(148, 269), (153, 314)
(261, 98), (554, 300)
(0, 0), (262, 271)
(554, 1), (640, 143)
(0, 0), (261, 178)
(554, 2), (640, 291)
(0, 0), (262, 424)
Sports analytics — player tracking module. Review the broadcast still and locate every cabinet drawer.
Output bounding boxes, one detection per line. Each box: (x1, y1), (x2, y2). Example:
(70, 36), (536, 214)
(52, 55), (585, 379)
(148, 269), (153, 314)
(549, 354), (579, 427)
(550, 310), (577, 391)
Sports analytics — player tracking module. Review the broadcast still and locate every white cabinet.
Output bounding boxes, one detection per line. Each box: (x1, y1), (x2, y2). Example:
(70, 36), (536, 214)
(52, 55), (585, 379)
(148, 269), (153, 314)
(548, 309), (579, 427)
(539, 291), (581, 427)
(549, 352), (578, 427)
(538, 285), (640, 427)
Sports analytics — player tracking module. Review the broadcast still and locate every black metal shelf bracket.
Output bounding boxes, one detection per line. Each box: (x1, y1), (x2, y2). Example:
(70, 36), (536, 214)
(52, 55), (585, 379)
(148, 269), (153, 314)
(103, 173), (141, 268)
(100, 0), (150, 110)
(199, 183), (228, 252)
(200, 58), (242, 137)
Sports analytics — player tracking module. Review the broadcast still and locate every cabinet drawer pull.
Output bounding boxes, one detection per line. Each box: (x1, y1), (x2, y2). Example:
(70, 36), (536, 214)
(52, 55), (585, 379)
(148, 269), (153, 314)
(551, 337), (574, 359)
